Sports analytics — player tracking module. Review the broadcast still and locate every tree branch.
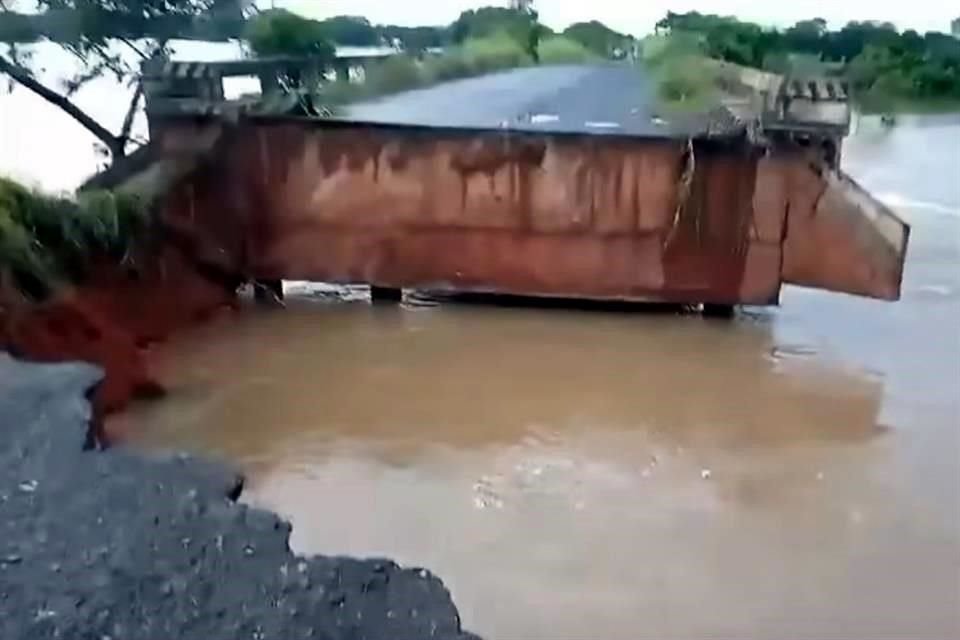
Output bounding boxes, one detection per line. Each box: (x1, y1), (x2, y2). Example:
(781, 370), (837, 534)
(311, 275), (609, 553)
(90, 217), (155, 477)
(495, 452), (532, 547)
(118, 37), (148, 60)
(119, 80), (143, 142)
(0, 53), (123, 158)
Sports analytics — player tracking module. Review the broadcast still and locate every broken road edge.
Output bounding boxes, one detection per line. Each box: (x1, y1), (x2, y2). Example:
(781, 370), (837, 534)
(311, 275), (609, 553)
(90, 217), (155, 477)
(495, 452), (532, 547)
(0, 353), (479, 640)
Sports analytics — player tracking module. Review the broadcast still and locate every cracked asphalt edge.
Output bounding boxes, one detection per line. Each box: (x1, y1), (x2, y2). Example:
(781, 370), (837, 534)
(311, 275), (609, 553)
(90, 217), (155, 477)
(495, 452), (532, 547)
(0, 352), (480, 640)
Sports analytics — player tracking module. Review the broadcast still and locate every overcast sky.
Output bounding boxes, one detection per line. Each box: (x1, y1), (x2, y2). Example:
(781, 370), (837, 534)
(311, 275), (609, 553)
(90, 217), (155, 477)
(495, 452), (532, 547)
(269, 1), (956, 37)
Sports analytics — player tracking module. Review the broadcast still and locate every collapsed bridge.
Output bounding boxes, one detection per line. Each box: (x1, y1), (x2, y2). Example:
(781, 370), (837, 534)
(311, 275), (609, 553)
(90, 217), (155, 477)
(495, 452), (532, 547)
(124, 61), (908, 308)
(6, 61), (911, 413)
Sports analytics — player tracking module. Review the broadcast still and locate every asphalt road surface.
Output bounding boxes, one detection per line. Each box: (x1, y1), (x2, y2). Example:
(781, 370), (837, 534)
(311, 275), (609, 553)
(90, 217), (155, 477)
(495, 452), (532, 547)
(345, 64), (729, 138)
(0, 354), (478, 640)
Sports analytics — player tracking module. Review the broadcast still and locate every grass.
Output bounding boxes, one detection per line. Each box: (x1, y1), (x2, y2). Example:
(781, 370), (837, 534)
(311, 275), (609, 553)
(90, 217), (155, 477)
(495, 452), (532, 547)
(0, 177), (147, 300)
(645, 56), (722, 112)
(455, 32), (534, 74)
(654, 57), (721, 110)
(641, 35), (790, 114)
(362, 55), (424, 96)
(640, 34), (725, 112)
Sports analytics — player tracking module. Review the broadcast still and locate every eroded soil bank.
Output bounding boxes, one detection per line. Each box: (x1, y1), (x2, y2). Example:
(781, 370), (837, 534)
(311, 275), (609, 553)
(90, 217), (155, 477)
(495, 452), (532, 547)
(1, 243), (237, 421)
(0, 354), (478, 640)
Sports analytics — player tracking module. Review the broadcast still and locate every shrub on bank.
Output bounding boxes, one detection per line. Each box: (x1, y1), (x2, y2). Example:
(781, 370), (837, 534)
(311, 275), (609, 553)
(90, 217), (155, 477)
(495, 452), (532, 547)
(642, 34), (722, 111)
(538, 37), (598, 65)
(422, 32), (534, 81)
(315, 78), (365, 106)
(0, 177), (147, 300)
(653, 56), (719, 108)
(316, 55), (424, 105)
(460, 32), (534, 74)
(422, 49), (475, 83)
(363, 55), (425, 96)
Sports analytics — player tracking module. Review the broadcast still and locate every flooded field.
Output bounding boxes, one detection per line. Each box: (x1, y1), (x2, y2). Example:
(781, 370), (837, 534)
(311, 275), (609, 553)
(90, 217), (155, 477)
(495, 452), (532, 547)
(114, 117), (960, 639)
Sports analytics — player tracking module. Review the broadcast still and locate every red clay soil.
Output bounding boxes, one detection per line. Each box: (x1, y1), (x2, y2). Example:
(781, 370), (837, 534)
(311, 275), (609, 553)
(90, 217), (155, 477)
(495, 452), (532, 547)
(1, 248), (234, 430)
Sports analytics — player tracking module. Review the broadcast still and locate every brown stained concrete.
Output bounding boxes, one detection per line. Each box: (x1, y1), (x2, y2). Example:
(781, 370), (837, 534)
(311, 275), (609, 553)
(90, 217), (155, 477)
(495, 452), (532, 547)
(156, 119), (904, 306)
(781, 157), (909, 301)
(154, 119), (908, 308)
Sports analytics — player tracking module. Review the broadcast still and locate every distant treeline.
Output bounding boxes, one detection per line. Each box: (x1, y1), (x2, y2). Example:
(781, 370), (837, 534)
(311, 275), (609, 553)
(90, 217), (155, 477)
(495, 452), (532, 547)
(0, 3), (244, 43)
(4, 3), (956, 109)
(345, 13), (631, 56)
(656, 11), (960, 107)
(0, 5), (634, 60)
(259, 10), (635, 61)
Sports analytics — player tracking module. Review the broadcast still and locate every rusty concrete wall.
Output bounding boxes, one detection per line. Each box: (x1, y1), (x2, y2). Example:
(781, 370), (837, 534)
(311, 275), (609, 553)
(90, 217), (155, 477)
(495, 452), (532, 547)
(159, 121), (786, 305)
(780, 155), (908, 301)
(154, 118), (906, 306)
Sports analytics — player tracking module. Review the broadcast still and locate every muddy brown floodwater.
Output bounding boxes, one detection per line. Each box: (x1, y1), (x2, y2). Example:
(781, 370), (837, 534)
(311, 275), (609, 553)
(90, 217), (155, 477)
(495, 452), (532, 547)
(114, 116), (960, 640)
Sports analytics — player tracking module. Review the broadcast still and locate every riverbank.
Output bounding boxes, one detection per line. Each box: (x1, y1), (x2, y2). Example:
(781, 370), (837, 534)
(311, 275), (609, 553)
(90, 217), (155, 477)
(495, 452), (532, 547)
(857, 95), (960, 114)
(0, 354), (478, 640)
(0, 170), (246, 419)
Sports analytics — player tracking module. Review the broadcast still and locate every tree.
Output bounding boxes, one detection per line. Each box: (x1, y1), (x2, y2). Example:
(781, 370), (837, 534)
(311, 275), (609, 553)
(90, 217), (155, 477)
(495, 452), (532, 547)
(562, 20), (632, 58)
(244, 8), (334, 59)
(655, 11), (781, 68)
(923, 31), (960, 57)
(783, 18), (827, 54)
(821, 21), (900, 62)
(243, 7), (335, 97)
(0, 0), (223, 163)
(651, 10), (960, 106)
(899, 29), (925, 55)
(450, 7), (534, 45)
(316, 15), (377, 47)
(952, 17), (959, 37)
(449, 6), (544, 62)
(656, 11), (737, 34)
(195, 0), (250, 40)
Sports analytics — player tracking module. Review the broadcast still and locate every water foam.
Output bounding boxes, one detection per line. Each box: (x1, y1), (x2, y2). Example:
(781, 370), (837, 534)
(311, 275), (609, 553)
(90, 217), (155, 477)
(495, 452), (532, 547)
(876, 192), (960, 217)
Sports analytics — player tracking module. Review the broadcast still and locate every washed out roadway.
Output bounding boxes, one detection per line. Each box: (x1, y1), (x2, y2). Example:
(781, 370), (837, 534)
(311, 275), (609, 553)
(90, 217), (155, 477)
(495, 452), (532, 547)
(0, 354), (478, 640)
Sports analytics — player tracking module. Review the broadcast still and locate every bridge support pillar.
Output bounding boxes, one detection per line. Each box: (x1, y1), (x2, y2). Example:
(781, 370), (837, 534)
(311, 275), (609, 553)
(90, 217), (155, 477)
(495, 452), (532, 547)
(370, 286), (402, 304)
(702, 303), (735, 319)
(333, 61), (350, 83)
(254, 279), (284, 306)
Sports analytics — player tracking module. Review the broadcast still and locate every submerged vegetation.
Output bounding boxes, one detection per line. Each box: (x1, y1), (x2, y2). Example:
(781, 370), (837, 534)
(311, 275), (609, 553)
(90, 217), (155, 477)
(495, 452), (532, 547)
(0, 178), (147, 301)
